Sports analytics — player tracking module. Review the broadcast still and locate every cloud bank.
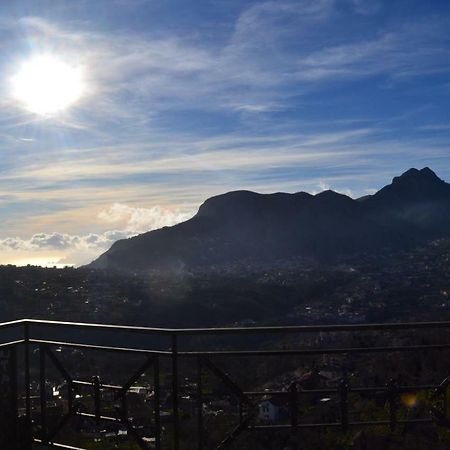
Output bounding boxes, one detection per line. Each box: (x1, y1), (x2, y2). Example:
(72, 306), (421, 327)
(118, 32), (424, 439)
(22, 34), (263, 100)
(0, 204), (193, 266)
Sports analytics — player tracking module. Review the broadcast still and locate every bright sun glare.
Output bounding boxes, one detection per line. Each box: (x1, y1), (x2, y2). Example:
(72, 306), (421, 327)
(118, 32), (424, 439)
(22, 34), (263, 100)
(11, 54), (84, 116)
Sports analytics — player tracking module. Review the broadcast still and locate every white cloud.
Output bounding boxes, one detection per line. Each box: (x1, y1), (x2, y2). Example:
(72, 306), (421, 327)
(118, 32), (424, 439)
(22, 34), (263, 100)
(311, 180), (330, 194)
(318, 181), (330, 191)
(98, 203), (193, 233)
(0, 204), (193, 266)
(0, 231), (123, 253)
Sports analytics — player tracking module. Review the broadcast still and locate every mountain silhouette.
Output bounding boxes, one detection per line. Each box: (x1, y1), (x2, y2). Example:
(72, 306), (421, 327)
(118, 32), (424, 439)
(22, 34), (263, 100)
(89, 168), (450, 272)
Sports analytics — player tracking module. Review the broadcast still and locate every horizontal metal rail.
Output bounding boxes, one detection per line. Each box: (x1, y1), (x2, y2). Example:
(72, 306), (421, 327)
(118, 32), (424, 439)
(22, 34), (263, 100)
(0, 319), (27, 329)
(244, 383), (445, 396)
(0, 339), (24, 348)
(1, 318), (450, 352)
(250, 418), (435, 430)
(34, 438), (85, 450)
(180, 343), (450, 357)
(24, 317), (450, 333)
(28, 338), (172, 355)
(76, 411), (120, 423)
(3, 317), (450, 337)
(72, 379), (123, 390)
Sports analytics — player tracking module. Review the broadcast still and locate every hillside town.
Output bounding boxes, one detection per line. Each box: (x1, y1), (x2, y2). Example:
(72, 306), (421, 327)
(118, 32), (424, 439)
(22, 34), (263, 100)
(2, 238), (450, 329)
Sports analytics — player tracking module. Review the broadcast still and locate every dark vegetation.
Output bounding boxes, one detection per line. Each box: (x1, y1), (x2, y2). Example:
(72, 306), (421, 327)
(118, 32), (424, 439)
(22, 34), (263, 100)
(2, 237), (450, 328)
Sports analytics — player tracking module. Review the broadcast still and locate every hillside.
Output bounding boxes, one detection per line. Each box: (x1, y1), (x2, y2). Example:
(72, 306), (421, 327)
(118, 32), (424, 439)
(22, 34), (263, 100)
(89, 168), (450, 272)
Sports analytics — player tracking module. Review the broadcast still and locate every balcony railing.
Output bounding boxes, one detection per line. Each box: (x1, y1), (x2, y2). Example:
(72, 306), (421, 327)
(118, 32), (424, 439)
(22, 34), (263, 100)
(1, 319), (450, 449)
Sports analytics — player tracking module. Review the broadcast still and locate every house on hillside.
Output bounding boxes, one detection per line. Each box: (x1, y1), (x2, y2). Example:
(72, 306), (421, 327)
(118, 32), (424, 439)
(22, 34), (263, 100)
(258, 396), (288, 423)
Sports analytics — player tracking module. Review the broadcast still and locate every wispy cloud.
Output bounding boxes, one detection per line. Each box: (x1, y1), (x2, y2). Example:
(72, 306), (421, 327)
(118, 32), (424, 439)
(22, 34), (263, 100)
(0, 1), (449, 264)
(2, 2), (448, 124)
(2, 130), (374, 184)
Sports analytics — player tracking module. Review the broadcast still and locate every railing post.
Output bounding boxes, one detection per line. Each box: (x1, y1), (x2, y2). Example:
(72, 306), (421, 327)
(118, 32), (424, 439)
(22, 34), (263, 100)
(24, 322), (31, 424)
(121, 389), (128, 418)
(0, 344), (19, 450)
(339, 377), (349, 433)
(67, 378), (73, 414)
(172, 334), (180, 450)
(39, 344), (47, 443)
(10, 346), (18, 450)
(154, 356), (161, 450)
(289, 381), (298, 430)
(387, 379), (398, 432)
(197, 357), (203, 450)
(93, 376), (101, 426)
(439, 377), (450, 419)
(444, 387), (448, 419)
(289, 382), (299, 450)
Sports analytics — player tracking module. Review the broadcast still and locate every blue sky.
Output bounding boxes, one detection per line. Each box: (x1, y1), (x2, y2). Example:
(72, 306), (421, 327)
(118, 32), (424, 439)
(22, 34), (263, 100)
(0, 0), (449, 265)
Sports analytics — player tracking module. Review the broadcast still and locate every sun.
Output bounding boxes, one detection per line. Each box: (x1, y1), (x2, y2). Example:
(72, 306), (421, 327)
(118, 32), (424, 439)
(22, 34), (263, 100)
(11, 54), (84, 116)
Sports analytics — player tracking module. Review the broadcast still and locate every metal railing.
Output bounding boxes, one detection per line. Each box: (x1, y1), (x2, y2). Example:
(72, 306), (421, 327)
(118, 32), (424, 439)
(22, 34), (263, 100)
(2, 318), (450, 449)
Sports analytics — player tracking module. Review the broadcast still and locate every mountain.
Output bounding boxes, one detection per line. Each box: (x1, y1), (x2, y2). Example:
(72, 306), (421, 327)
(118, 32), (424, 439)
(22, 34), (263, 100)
(362, 167), (450, 236)
(89, 168), (450, 272)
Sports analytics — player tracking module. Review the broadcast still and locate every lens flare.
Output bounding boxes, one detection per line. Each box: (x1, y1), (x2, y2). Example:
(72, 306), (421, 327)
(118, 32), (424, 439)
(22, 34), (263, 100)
(401, 393), (418, 408)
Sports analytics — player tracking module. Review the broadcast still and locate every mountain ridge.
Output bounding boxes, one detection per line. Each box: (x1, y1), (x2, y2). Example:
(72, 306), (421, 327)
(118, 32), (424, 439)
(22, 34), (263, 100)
(89, 168), (450, 272)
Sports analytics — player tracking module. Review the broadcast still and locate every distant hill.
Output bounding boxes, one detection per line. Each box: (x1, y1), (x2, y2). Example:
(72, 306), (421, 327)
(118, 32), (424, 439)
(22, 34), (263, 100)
(89, 168), (450, 272)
